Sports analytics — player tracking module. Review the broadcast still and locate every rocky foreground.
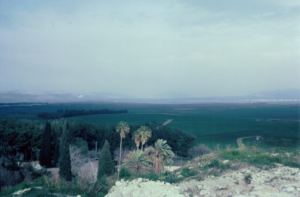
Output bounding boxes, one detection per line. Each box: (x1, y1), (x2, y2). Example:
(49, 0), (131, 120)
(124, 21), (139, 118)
(106, 164), (300, 197)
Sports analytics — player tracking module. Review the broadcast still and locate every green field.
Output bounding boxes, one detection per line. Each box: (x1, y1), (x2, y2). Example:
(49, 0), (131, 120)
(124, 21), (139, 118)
(1, 102), (299, 149)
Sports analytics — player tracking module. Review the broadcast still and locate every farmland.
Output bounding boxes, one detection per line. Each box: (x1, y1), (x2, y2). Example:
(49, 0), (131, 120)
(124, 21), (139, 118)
(1, 102), (299, 149)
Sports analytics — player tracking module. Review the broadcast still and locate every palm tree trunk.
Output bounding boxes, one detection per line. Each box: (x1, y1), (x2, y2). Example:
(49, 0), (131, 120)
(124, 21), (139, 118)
(118, 137), (123, 181)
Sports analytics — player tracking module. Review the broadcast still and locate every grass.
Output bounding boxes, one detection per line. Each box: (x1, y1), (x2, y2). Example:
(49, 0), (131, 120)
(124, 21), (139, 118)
(0, 175), (110, 197)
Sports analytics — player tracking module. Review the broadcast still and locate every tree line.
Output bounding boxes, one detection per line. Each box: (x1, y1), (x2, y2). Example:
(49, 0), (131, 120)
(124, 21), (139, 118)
(37, 108), (127, 119)
(0, 117), (196, 170)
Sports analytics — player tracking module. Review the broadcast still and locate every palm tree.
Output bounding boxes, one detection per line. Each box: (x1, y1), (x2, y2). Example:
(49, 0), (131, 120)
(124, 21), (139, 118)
(115, 121), (130, 180)
(122, 150), (152, 175)
(132, 130), (141, 150)
(144, 139), (175, 174)
(138, 126), (152, 151)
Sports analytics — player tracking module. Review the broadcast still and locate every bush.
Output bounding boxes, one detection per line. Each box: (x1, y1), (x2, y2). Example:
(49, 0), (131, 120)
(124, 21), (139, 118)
(119, 168), (131, 179)
(21, 164), (50, 182)
(0, 166), (23, 191)
(74, 138), (88, 155)
(163, 172), (184, 183)
(42, 176), (108, 197)
(188, 144), (212, 158)
(180, 167), (198, 178)
(0, 181), (32, 196)
(138, 171), (159, 181)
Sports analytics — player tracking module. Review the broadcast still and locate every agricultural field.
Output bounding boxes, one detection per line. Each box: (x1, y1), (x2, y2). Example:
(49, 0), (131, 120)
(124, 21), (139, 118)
(1, 102), (299, 150)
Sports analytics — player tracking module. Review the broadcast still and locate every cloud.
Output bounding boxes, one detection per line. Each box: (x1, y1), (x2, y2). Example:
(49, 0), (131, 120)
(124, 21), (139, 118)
(0, 1), (299, 97)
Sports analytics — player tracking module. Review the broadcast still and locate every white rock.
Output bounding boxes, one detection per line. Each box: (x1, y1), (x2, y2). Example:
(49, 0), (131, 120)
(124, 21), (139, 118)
(33, 164), (42, 170)
(285, 187), (295, 192)
(222, 160), (229, 164)
(199, 190), (209, 195)
(13, 188), (31, 196)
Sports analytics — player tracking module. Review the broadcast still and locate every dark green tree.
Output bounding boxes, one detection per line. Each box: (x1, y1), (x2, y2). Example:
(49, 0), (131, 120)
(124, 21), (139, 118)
(66, 121), (75, 145)
(39, 122), (52, 168)
(59, 128), (72, 181)
(97, 140), (115, 179)
(53, 137), (60, 167)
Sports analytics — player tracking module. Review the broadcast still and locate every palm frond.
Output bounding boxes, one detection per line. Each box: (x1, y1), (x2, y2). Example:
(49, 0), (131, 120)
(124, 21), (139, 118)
(122, 150), (152, 174)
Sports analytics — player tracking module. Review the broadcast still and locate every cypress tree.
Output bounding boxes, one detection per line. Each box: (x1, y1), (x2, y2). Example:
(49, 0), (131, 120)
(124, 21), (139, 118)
(39, 121), (52, 168)
(66, 121), (75, 145)
(59, 127), (72, 181)
(53, 137), (60, 167)
(97, 140), (115, 179)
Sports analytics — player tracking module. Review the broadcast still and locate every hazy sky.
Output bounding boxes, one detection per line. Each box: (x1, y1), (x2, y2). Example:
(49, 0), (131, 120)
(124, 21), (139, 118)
(0, 0), (299, 98)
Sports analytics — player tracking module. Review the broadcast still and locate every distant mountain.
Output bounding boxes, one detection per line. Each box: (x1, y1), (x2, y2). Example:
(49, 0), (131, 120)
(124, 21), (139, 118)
(0, 89), (299, 103)
(245, 89), (300, 100)
(154, 91), (192, 99)
(0, 91), (133, 103)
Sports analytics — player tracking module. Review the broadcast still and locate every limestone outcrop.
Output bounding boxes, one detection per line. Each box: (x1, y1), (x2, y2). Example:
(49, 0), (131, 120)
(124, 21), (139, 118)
(105, 178), (184, 197)
(105, 164), (300, 197)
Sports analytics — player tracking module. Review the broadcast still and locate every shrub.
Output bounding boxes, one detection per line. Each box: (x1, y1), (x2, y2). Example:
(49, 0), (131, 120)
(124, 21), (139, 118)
(69, 145), (89, 179)
(164, 172), (184, 183)
(42, 175), (108, 197)
(0, 167), (23, 192)
(181, 167), (198, 178)
(244, 174), (252, 184)
(138, 171), (159, 181)
(188, 144), (212, 158)
(74, 138), (88, 155)
(122, 150), (152, 175)
(21, 164), (50, 182)
(119, 168), (131, 179)
(0, 181), (32, 196)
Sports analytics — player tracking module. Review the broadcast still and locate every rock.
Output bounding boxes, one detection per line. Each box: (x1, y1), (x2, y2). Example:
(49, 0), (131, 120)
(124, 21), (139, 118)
(33, 164), (42, 170)
(178, 175), (183, 178)
(13, 188), (31, 196)
(222, 160), (229, 165)
(285, 187), (295, 192)
(165, 166), (181, 172)
(271, 153), (279, 157)
(217, 185), (227, 190)
(199, 190), (209, 195)
(106, 178), (184, 197)
(115, 181), (122, 186)
(250, 186), (279, 196)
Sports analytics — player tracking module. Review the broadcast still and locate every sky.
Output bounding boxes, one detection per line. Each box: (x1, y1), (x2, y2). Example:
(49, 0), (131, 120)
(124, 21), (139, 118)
(0, 0), (299, 98)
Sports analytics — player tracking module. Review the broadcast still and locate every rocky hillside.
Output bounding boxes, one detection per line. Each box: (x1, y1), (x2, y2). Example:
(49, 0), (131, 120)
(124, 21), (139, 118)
(106, 164), (300, 197)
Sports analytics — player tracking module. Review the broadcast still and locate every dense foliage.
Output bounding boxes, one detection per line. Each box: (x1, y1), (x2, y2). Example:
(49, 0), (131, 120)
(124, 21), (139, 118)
(39, 122), (52, 167)
(0, 118), (43, 168)
(97, 140), (115, 179)
(0, 117), (196, 172)
(37, 108), (127, 119)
